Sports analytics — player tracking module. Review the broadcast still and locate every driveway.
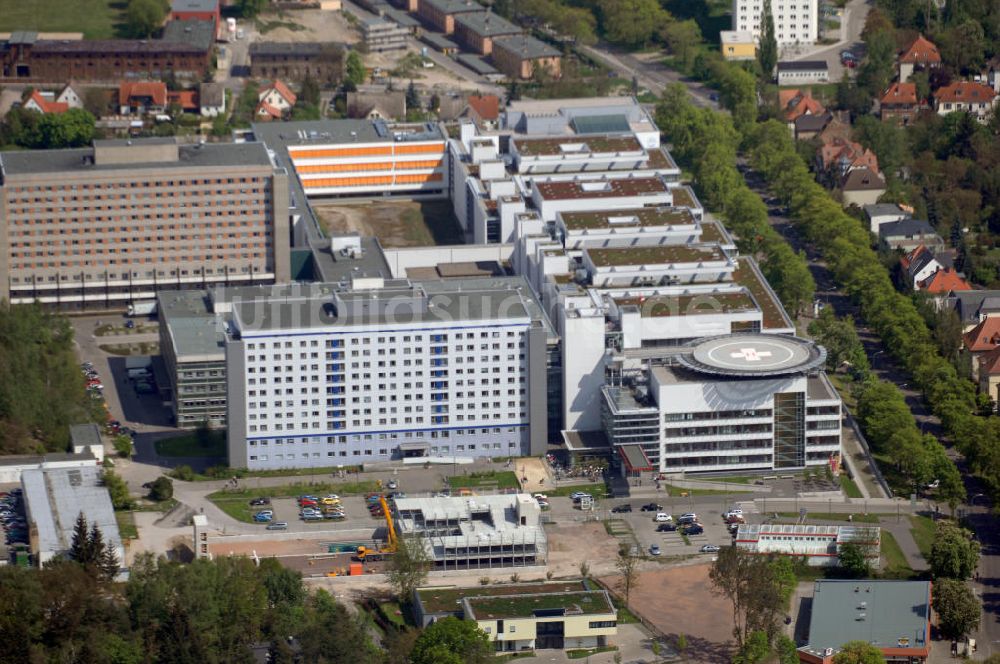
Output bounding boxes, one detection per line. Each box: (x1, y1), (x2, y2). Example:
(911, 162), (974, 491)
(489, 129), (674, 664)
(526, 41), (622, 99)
(785, 0), (873, 81)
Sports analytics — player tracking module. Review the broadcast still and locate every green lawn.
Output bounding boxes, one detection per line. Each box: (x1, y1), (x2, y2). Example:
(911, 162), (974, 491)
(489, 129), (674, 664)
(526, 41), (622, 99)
(909, 515), (936, 560)
(663, 483), (752, 496)
(155, 431), (227, 458)
(378, 602), (407, 628)
(840, 475), (864, 498)
(0, 0), (125, 39)
(212, 498), (260, 523)
(115, 511), (138, 540)
(447, 471), (520, 490)
(776, 511), (882, 523)
(567, 646), (617, 659)
(208, 480), (378, 502)
(880, 531), (915, 578)
(546, 483), (609, 498)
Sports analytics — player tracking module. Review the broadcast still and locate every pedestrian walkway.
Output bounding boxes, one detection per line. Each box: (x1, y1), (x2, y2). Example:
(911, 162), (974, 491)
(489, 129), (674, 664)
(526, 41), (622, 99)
(878, 517), (926, 571)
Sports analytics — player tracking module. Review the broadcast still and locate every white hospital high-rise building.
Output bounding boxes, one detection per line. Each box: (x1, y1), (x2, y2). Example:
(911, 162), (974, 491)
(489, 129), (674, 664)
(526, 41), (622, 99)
(224, 278), (552, 469)
(732, 0), (818, 47)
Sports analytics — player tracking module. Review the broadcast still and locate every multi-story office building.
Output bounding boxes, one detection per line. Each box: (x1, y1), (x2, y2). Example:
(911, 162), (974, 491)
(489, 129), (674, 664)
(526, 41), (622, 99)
(0, 138), (290, 306)
(732, 0), (818, 47)
(601, 334), (841, 474)
(225, 277), (551, 469)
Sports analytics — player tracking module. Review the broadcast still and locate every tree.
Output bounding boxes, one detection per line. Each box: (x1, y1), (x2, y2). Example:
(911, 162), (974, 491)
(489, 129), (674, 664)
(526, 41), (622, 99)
(386, 536), (429, 602)
(929, 522), (980, 579)
(776, 634), (799, 664)
(344, 51), (366, 90)
(660, 19), (702, 71)
(299, 75), (320, 108)
(832, 640), (886, 664)
(149, 476), (174, 502)
(932, 577), (981, 639)
(406, 80), (420, 112)
(838, 540), (874, 577)
(410, 617), (493, 664)
(236, 0), (266, 18)
(599, 0), (668, 49)
(103, 468), (133, 510)
(733, 630), (770, 664)
(125, 0), (168, 38)
(709, 547), (787, 648)
(616, 545), (640, 606)
(70, 512), (92, 564)
(757, 0), (778, 79)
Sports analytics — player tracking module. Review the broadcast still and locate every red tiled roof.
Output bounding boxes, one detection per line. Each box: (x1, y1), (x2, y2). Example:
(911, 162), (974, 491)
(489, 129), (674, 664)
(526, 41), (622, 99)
(935, 81), (996, 105)
(256, 101), (283, 119)
(782, 89), (825, 121)
(119, 81), (167, 107)
(881, 82), (918, 106)
(922, 268), (971, 294)
(978, 345), (1000, 375)
(900, 35), (940, 65)
(26, 90), (69, 114)
(260, 79), (297, 106)
(167, 90), (199, 111)
(467, 94), (499, 121)
(900, 244), (929, 271)
(964, 317), (1000, 352)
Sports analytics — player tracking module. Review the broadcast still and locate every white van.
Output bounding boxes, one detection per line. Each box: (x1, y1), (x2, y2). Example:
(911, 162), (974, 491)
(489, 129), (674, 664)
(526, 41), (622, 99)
(654, 513), (673, 523)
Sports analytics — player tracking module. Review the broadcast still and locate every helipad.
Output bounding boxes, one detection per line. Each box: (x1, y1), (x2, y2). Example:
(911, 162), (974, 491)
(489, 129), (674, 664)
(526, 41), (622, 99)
(678, 334), (826, 377)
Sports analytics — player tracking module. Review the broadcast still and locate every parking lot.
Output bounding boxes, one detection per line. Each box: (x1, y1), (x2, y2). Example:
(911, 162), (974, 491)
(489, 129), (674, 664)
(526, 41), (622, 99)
(0, 487), (28, 562)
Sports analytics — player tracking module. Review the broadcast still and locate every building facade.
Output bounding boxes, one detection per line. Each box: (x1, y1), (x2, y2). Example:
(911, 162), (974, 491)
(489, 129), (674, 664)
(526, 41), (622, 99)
(224, 279), (550, 469)
(249, 42), (344, 84)
(362, 18), (410, 52)
(732, 0), (818, 47)
(491, 35), (561, 80)
(736, 523), (880, 567)
(0, 138), (290, 307)
(453, 12), (522, 55)
(417, 0), (482, 34)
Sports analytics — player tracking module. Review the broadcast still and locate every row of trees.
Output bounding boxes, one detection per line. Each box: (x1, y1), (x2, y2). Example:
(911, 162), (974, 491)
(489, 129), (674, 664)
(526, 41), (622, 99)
(745, 118), (1000, 501)
(69, 513), (119, 581)
(655, 85), (815, 317)
(0, 107), (96, 150)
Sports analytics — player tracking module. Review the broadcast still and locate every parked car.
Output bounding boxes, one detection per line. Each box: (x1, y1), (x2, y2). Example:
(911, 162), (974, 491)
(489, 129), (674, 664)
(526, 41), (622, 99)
(611, 504), (633, 513)
(654, 512), (673, 523)
(266, 521), (288, 530)
(678, 513), (698, 524)
(249, 497), (270, 506)
(723, 508), (743, 519)
(656, 523), (677, 532)
(301, 512), (323, 521)
(323, 512), (346, 520)
(649, 544), (661, 556)
(700, 544), (721, 553)
(640, 503), (663, 512)
(387, 479), (398, 490)
(253, 513), (273, 523)
(569, 491), (591, 501)
(684, 524), (704, 535)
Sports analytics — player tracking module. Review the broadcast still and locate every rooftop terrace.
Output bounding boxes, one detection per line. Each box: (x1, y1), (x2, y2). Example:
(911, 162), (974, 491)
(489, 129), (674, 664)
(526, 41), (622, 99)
(417, 581), (588, 614)
(614, 292), (757, 317)
(513, 134), (643, 158)
(733, 258), (793, 330)
(586, 244), (728, 267)
(559, 206), (696, 231)
(466, 590), (615, 620)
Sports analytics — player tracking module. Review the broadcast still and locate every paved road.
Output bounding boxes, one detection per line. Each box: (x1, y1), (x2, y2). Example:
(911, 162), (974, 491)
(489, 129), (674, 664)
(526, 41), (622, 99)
(580, 44), (719, 109)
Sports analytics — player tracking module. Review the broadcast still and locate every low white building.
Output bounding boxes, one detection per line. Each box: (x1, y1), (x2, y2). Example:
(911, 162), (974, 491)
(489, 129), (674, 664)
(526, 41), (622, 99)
(0, 452), (97, 484)
(21, 466), (124, 570)
(735, 523), (880, 567)
(393, 493), (546, 569)
(777, 61), (828, 86)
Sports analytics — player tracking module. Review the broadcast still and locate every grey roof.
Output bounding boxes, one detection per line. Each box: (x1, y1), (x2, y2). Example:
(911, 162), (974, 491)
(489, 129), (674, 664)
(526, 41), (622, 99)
(231, 279), (535, 335)
(457, 53), (500, 75)
(794, 111), (832, 132)
(31, 38), (207, 55)
(571, 114), (631, 134)
(69, 424), (103, 449)
(454, 11), (521, 38)
(9, 31), (38, 45)
(22, 466), (123, 563)
(420, 0), (482, 14)
(421, 32), (459, 50)
(158, 289), (213, 320)
(0, 140), (272, 176)
(171, 0), (218, 11)
(906, 249), (939, 278)
(310, 237), (393, 282)
(168, 316), (227, 361)
(250, 42), (328, 57)
(863, 203), (909, 219)
(251, 118), (444, 148)
(200, 81), (225, 107)
(950, 290), (1000, 324)
(777, 60), (828, 71)
(383, 7), (420, 27)
(803, 580), (930, 656)
(841, 167), (885, 191)
(162, 18), (216, 50)
(493, 34), (560, 59)
(878, 218), (936, 238)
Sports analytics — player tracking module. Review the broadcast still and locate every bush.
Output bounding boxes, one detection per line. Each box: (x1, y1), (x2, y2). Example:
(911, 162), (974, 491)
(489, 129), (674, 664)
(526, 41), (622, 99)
(149, 476), (174, 502)
(169, 465), (196, 481)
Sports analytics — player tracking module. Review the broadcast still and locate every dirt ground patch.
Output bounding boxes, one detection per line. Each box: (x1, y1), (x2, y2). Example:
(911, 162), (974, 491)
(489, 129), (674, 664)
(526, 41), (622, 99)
(313, 199), (464, 247)
(600, 564), (735, 664)
(545, 521), (620, 578)
(254, 9), (359, 44)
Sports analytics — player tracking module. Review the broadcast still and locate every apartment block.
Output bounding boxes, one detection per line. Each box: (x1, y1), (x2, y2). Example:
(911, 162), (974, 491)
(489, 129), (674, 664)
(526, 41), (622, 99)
(732, 0), (818, 47)
(361, 18), (409, 52)
(491, 35), (561, 80)
(417, 0), (482, 34)
(224, 277), (550, 470)
(0, 138), (290, 307)
(453, 12), (521, 55)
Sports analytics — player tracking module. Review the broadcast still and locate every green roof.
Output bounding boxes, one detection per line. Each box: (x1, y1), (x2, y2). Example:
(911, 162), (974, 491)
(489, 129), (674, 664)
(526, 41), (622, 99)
(571, 114), (632, 134)
(514, 134), (642, 157)
(733, 258), (793, 330)
(586, 244), (728, 267)
(615, 292), (757, 317)
(559, 206), (696, 230)
(670, 185), (699, 209)
(465, 590), (615, 620)
(417, 581), (589, 615)
(804, 580), (930, 655)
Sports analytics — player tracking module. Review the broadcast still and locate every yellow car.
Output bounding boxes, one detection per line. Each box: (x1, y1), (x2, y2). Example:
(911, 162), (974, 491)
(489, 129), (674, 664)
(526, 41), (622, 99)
(320, 497), (341, 506)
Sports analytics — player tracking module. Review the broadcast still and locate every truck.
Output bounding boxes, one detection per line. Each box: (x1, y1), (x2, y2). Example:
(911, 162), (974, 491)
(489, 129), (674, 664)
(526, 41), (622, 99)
(355, 496), (397, 562)
(127, 300), (157, 317)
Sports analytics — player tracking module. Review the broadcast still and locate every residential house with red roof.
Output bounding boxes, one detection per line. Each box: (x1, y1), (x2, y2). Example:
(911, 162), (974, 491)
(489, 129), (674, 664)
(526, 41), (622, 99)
(935, 81), (997, 122)
(974, 345), (1000, 410)
(900, 244), (946, 288)
(258, 80), (296, 114)
(118, 81), (167, 115)
(167, 90), (199, 113)
(964, 317), (1000, 386)
(920, 267), (971, 294)
(466, 94), (499, 128)
(898, 34), (940, 83)
(23, 89), (69, 114)
(880, 82), (922, 125)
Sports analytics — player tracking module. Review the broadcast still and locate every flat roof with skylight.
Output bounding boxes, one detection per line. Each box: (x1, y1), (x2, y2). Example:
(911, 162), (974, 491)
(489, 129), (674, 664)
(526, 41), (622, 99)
(534, 176), (669, 201)
(513, 135), (643, 158)
(558, 206), (697, 231)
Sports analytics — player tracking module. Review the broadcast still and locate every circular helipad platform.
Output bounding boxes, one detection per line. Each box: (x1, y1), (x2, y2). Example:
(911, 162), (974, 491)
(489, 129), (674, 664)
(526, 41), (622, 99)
(678, 334), (826, 377)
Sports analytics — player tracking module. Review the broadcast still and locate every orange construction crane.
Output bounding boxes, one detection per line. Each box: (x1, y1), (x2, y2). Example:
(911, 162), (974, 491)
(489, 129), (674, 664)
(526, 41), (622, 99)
(355, 496), (397, 562)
